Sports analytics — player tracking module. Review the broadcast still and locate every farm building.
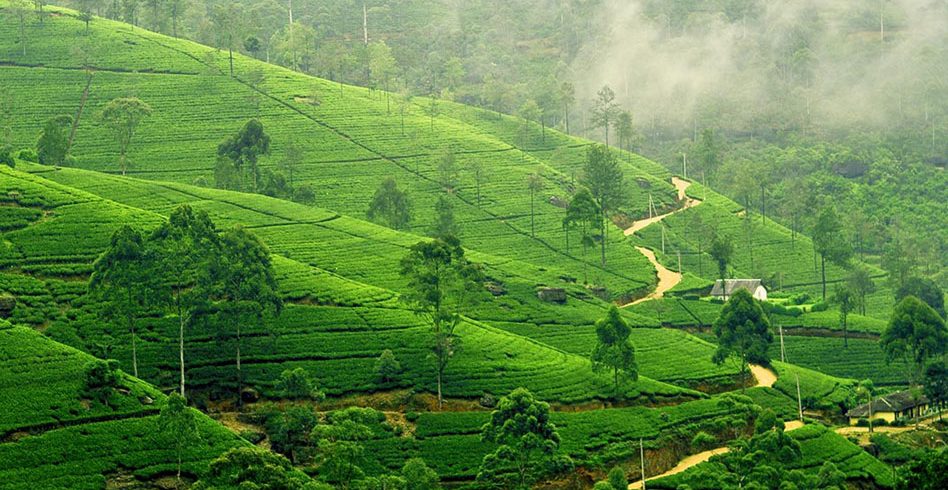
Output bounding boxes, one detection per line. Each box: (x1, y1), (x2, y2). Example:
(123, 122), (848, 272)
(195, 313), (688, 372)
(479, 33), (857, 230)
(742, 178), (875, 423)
(846, 390), (930, 425)
(710, 279), (768, 301)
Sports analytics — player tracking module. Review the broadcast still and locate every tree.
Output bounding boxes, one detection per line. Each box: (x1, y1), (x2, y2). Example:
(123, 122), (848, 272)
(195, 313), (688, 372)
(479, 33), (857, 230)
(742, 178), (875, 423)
(280, 137), (303, 188)
(563, 189), (599, 283)
(895, 448), (948, 490)
(36, 115), (72, 166)
(100, 97), (152, 175)
(709, 234), (734, 295)
(90, 226), (150, 377)
(149, 205), (220, 396)
(367, 178), (412, 231)
(812, 207), (853, 300)
(278, 367), (323, 401)
(833, 284), (856, 348)
(897, 277), (945, 319)
(311, 408), (380, 488)
(194, 447), (311, 490)
(470, 160), (485, 207)
(591, 85), (618, 145)
(368, 40), (397, 110)
(213, 226), (281, 400)
(0, 145), (14, 168)
(694, 129), (721, 185)
(882, 237), (917, 291)
(376, 349), (402, 384)
(615, 111), (634, 156)
(218, 119), (271, 192)
(881, 296), (948, 385)
(848, 265), (876, 316)
(712, 289), (773, 390)
(856, 379), (876, 433)
(402, 458), (440, 490)
(10, 0), (30, 56)
(559, 81), (575, 135)
(517, 99), (541, 148)
(159, 393), (200, 482)
(923, 363), (948, 420)
(82, 359), (122, 406)
(581, 145), (624, 265)
(399, 236), (483, 409)
(76, 0), (98, 32)
(432, 195), (458, 238)
(168, 0), (187, 38)
(121, 0), (139, 25)
(210, 3), (244, 76)
(437, 148), (458, 190)
(265, 406), (318, 464)
(526, 171), (544, 238)
(607, 466), (629, 490)
(478, 388), (566, 489)
(590, 306), (638, 395)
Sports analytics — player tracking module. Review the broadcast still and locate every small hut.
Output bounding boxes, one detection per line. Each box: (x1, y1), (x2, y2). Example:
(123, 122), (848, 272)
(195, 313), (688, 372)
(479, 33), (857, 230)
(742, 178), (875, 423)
(710, 279), (767, 301)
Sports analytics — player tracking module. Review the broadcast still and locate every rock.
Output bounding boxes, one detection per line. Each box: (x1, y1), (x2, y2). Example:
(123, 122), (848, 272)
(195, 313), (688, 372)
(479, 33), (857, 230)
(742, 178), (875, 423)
(537, 287), (567, 303)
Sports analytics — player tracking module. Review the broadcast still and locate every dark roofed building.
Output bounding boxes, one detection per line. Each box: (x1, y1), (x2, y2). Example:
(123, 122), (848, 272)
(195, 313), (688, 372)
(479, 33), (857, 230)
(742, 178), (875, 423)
(710, 279), (767, 301)
(847, 390), (930, 425)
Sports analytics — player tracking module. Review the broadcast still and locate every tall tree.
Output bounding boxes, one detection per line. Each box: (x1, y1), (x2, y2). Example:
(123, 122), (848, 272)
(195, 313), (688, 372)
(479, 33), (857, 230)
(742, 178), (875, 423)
(478, 388), (565, 489)
(399, 236), (482, 409)
(563, 189), (599, 283)
(195, 447), (310, 490)
(437, 148), (458, 190)
(833, 284), (856, 348)
(159, 393), (200, 483)
(432, 194), (458, 238)
(210, 3), (244, 77)
(279, 137), (303, 188)
(591, 85), (618, 145)
(712, 289), (773, 390)
(812, 207), (853, 300)
(590, 306), (638, 394)
(367, 40), (397, 110)
(896, 277), (945, 319)
(924, 363), (948, 421)
(150, 205), (220, 396)
(559, 81), (575, 135)
(367, 177), (412, 230)
(217, 119), (271, 192)
(526, 171), (544, 238)
(212, 227), (281, 402)
(89, 226), (150, 377)
(470, 160), (485, 207)
(36, 115), (72, 166)
(881, 296), (947, 385)
(615, 111), (634, 156)
(694, 128), (721, 185)
(100, 97), (152, 175)
(848, 265), (876, 316)
(581, 145), (624, 265)
(710, 234), (734, 296)
(310, 408), (378, 487)
(10, 1), (31, 56)
(168, 0), (187, 38)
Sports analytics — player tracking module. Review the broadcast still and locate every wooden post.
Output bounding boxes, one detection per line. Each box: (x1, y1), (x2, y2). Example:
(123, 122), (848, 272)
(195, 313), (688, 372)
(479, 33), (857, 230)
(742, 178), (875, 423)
(640, 438), (647, 490)
(868, 390), (874, 434)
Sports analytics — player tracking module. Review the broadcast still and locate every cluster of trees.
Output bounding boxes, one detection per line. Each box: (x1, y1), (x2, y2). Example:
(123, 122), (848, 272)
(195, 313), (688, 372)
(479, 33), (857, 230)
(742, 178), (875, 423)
(880, 289), (947, 409)
(24, 97), (151, 173)
(214, 119), (315, 204)
(89, 205), (281, 399)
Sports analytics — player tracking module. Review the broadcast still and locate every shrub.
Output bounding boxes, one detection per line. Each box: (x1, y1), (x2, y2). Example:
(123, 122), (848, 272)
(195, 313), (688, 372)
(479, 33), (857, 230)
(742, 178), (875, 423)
(405, 411), (420, 423)
(607, 466), (629, 490)
(277, 368), (324, 401)
(376, 349), (402, 384)
(0, 145), (14, 168)
(810, 301), (829, 312)
(14, 148), (37, 163)
(82, 359), (122, 406)
(593, 482), (614, 490)
(479, 392), (497, 408)
(790, 293), (812, 305)
(239, 429), (266, 444)
(691, 431), (717, 451)
(292, 184), (316, 205)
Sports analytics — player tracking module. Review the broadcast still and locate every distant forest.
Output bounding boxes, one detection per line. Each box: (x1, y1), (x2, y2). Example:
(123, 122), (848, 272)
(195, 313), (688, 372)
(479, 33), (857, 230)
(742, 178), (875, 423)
(55, 0), (947, 285)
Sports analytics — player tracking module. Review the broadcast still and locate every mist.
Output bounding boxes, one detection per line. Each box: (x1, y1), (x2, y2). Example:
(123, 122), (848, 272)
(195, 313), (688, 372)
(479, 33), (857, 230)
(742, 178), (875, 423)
(570, 0), (948, 140)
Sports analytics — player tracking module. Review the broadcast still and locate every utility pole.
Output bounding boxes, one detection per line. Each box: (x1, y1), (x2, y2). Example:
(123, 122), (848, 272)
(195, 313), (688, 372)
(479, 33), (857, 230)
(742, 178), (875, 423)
(677, 250), (682, 274)
(640, 438), (647, 490)
(779, 326), (786, 363)
(795, 373), (804, 422)
(682, 153), (687, 180)
(661, 224), (666, 255)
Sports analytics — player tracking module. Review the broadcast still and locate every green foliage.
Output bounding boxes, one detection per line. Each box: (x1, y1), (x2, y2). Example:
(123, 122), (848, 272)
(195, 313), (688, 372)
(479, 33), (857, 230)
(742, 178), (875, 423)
(881, 296), (948, 383)
(432, 194), (458, 238)
(158, 393), (200, 481)
(607, 465), (629, 490)
(591, 306), (638, 395)
(811, 207), (853, 300)
(265, 406), (319, 464)
(0, 144), (13, 168)
(81, 358), (122, 406)
(478, 388), (568, 489)
(100, 97), (152, 175)
(581, 144), (624, 265)
(709, 234), (734, 283)
(376, 349), (402, 384)
(367, 177), (412, 230)
(712, 289), (773, 379)
(897, 276), (945, 319)
(923, 362), (948, 411)
(278, 367), (324, 401)
(312, 407), (386, 487)
(401, 457), (440, 490)
(217, 119), (270, 192)
(36, 114), (71, 166)
(194, 447), (311, 490)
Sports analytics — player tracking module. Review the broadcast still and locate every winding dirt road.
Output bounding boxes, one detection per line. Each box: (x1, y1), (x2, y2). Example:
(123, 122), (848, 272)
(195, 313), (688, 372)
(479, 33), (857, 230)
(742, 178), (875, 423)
(622, 178), (702, 308)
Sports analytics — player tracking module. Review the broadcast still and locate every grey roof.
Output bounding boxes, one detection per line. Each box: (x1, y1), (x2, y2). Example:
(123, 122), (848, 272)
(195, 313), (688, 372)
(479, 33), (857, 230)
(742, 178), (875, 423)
(846, 390), (930, 418)
(710, 279), (764, 297)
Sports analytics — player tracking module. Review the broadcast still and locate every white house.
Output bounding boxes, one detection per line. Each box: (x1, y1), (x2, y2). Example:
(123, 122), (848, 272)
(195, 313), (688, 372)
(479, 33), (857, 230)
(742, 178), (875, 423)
(710, 279), (768, 301)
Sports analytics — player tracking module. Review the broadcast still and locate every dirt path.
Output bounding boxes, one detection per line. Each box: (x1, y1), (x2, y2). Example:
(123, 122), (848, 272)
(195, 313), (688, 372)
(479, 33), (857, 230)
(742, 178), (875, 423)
(626, 246), (682, 306)
(624, 177), (701, 237)
(749, 364), (777, 388)
(628, 420), (805, 489)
